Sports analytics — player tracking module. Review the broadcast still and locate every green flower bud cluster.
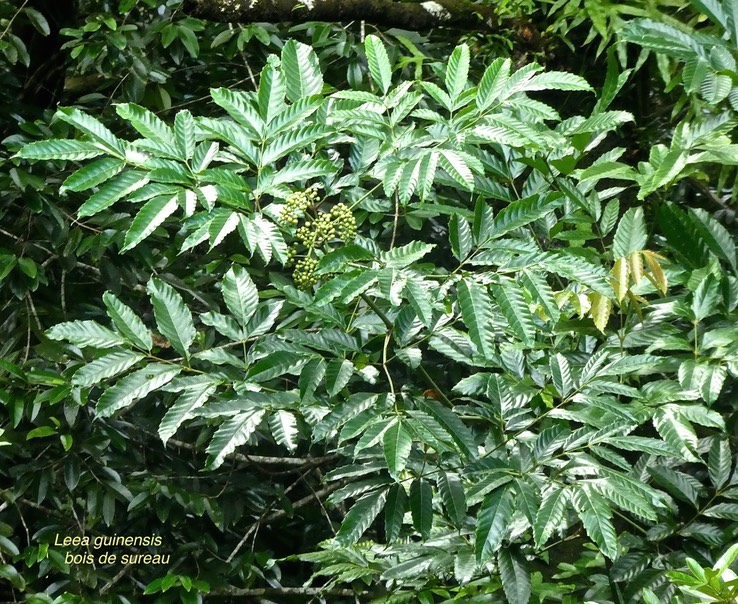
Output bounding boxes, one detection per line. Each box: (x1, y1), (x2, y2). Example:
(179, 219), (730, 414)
(279, 188), (319, 225)
(286, 247), (298, 267)
(280, 189), (357, 290)
(293, 257), (319, 289)
(297, 213), (336, 247)
(330, 203), (357, 241)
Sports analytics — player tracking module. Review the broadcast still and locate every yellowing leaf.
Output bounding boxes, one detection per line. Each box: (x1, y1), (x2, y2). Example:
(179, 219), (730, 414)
(590, 292), (612, 333)
(611, 256), (629, 302)
(628, 251), (644, 285)
(642, 250), (668, 294)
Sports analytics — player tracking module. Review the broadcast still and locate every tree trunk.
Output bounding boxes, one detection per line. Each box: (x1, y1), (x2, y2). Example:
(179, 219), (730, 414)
(182, 0), (502, 31)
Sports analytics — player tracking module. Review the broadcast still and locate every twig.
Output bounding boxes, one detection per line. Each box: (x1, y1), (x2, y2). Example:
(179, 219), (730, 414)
(175, 439), (337, 466)
(0, 0), (29, 42)
(359, 293), (393, 330)
(99, 563), (135, 595)
(209, 586), (358, 598)
(0, 227), (22, 241)
(417, 364), (456, 410)
(75, 262), (147, 293)
(226, 480), (346, 563)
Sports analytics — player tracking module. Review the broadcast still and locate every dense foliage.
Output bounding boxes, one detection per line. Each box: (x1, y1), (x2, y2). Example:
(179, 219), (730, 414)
(3, 0), (738, 603)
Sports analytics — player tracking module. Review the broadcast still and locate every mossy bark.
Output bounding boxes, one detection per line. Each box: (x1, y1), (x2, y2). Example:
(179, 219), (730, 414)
(182, 0), (500, 30)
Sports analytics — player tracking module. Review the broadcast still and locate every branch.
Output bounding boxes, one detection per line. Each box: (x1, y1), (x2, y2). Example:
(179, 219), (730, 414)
(183, 0), (502, 31)
(130, 425), (339, 467)
(225, 479), (346, 561)
(210, 586), (359, 598)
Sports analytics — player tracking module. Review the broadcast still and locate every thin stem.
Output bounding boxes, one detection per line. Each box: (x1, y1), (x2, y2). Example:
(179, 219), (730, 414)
(0, 0), (29, 41)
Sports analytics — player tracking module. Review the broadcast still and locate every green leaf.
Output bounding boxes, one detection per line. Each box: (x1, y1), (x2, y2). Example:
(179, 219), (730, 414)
(24, 7), (50, 35)
(620, 19), (699, 59)
(271, 159), (338, 188)
(688, 208), (738, 271)
(455, 549), (476, 584)
(335, 488), (388, 546)
(606, 435), (681, 457)
(488, 193), (563, 240)
(281, 40), (323, 102)
(410, 478), (433, 540)
(703, 503), (738, 520)
(421, 81), (453, 112)
(498, 549), (531, 604)
(534, 486), (569, 548)
(299, 358), (325, 401)
(476, 486), (514, 562)
(209, 88), (264, 137)
(174, 110), (196, 161)
(323, 358), (352, 396)
(61, 158), (126, 193)
(477, 58), (511, 110)
(514, 478), (541, 526)
(381, 241), (435, 268)
(525, 71), (592, 92)
(46, 320), (125, 349)
(579, 161), (638, 183)
(709, 438), (731, 490)
(714, 543), (738, 573)
(724, 0), (738, 46)
(102, 292), (153, 350)
(26, 426), (56, 439)
(572, 485), (619, 560)
(122, 194), (178, 251)
(384, 483), (408, 542)
(17, 139), (105, 161)
(418, 399), (477, 459)
(445, 43), (470, 101)
(691, 274), (719, 322)
(417, 150), (438, 202)
(439, 149), (474, 190)
(457, 279), (496, 361)
(653, 407), (700, 462)
(0, 535), (20, 558)
(613, 207), (647, 258)
(116, 103), (175, 148)
(520, 271), (560, 324)
(383, 419), (412, 479)
(222, 265), (258, 327)
(201, 311), (243, 341)
(269, 410), (299, 452)
(257, 58), (286, 124)
(438, 471), (466, 528)
(259, 124), (329, 166)
(56, 107), (126, 157)
(147, 279), (196, 360)
(492, 280), (536, 346)
(398, 158), (421, 205)
(247, 351), (305, 382)
(640, 149), (688, 199)
(208, 211), (239, 249)
(550, 353), (573, 398)
(96, 364), (181, 418)
(647, 465), (703, 507)
(159, 382), (216, 444)
(593, 479), (657, 522)
(449, 214), (472, 261)
(364, 35), (392, 95)
(206, 409), (266, 469)
(542, 252), (612, 296)
(71, 350), (145, 387)
(405, 278), (434, 327)
(78, 171), (150, 218)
